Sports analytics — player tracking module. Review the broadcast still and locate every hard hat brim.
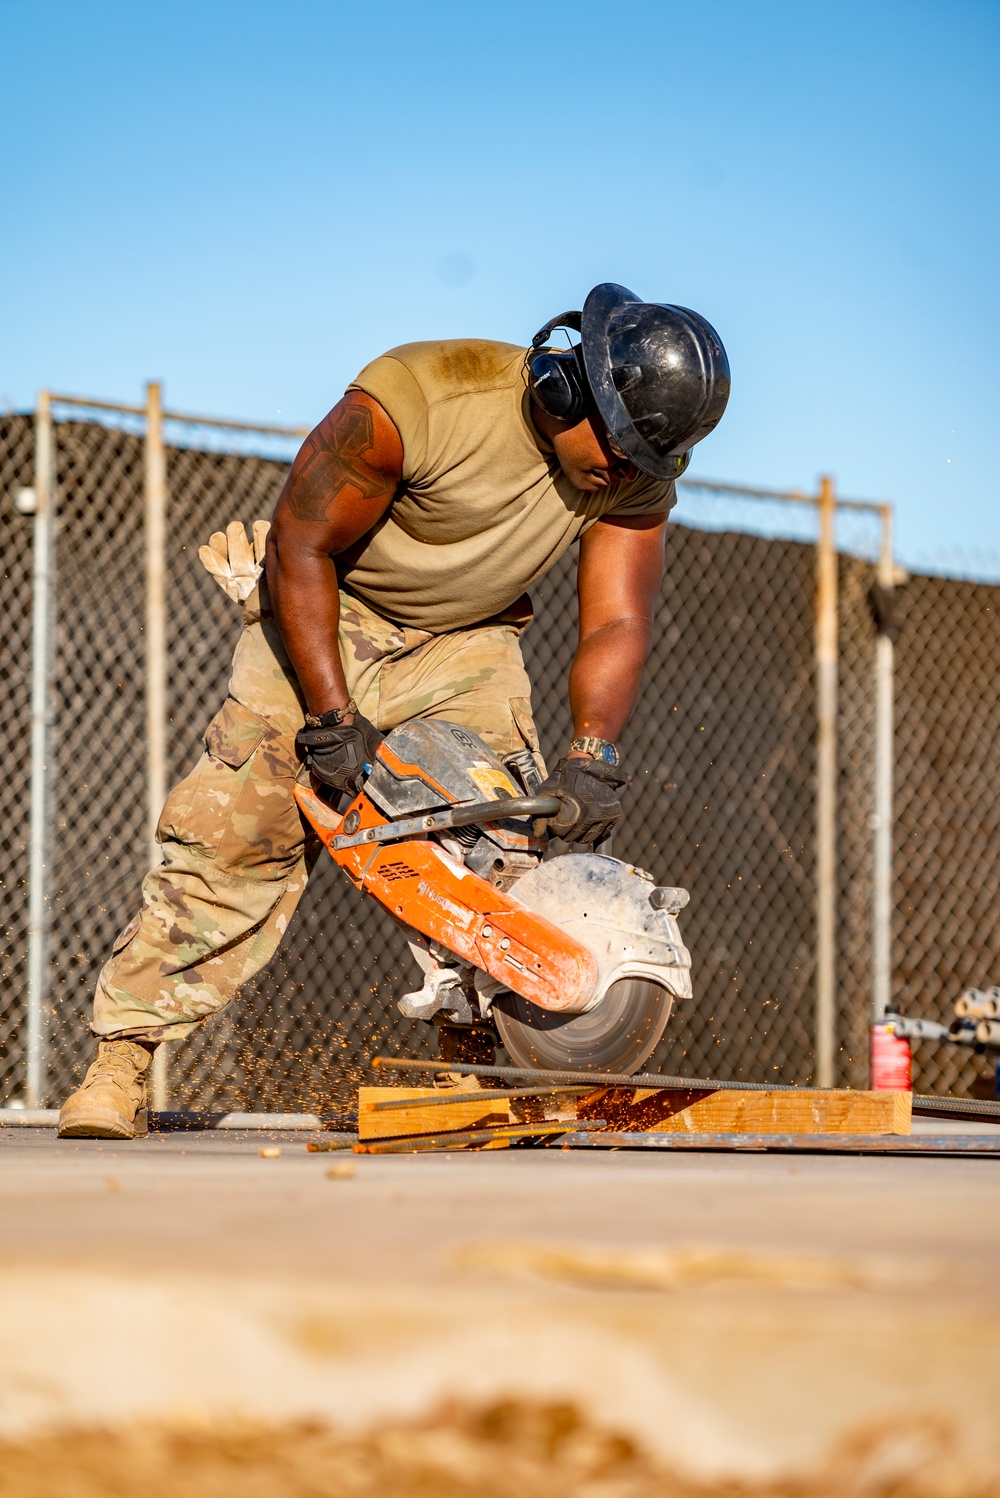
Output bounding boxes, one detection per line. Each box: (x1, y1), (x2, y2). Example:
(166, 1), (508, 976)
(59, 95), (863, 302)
(581, 283), (679, 481)
(581, 282), (729, 483)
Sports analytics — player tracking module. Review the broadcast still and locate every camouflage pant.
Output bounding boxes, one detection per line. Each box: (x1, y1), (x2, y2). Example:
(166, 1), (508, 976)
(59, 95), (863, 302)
(92, 584), (542, 1041)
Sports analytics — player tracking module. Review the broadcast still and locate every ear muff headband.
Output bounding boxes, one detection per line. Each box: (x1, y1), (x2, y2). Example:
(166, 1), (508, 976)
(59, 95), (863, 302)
(527, 310), (588, 424)
(530, 310), (582, 349)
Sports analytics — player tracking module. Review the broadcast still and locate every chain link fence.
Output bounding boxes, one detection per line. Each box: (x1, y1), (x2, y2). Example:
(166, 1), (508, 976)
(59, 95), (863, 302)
(1, 397), (996, 1112)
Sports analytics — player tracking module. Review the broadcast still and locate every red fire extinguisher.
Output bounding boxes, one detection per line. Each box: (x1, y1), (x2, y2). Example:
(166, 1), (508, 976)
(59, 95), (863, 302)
(870, 1008), (912, 1090)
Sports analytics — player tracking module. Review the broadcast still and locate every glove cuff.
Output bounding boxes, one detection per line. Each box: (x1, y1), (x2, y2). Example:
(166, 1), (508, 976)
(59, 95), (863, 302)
(556, 755), (629, 789)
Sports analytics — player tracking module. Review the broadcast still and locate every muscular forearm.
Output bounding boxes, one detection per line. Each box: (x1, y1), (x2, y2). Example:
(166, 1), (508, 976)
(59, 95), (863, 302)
(266, 537), (350, 716)
(568, 617), (654, 744)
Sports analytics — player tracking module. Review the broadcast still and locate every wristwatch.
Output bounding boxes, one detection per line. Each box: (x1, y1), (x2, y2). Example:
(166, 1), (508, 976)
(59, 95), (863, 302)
(569, 736), (620, 766)
(304, 699), (358, 728)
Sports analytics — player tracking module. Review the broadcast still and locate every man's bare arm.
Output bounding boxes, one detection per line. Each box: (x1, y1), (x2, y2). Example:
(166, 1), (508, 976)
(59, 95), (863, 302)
(266, 392), (403, 716)
(571, 513), (667, 746)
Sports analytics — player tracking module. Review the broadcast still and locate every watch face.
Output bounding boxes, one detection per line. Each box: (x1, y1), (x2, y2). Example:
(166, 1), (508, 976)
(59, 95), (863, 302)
(572, 737), (619, 765)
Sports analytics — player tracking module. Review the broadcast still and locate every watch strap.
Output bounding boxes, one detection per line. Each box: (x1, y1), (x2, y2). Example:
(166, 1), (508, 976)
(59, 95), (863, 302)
(304, 699), (358, 729)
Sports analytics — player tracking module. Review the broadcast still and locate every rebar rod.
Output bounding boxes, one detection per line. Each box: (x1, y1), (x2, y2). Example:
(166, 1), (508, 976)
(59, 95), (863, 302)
(374, 1065), (1000, 1119)
(371, 1084), (599, 1111)
(374, 1057), (802, 1093)
(912, 1094), (1000, 1120)
(353, 1119), (608, 1153)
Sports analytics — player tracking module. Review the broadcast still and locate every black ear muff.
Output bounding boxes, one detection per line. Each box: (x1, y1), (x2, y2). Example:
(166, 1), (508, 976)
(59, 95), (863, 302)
(527, 347), (589, 425)
(527, 309), (589, 424)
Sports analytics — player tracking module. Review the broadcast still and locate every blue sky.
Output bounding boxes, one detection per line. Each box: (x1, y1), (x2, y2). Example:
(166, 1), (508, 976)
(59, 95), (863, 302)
(2, 0), (997, 572)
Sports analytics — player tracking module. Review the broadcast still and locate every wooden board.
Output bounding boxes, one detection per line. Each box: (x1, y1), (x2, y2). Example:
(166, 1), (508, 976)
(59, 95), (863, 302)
(357, 1085), (512, 1141)
(358, 1084), (911, 1141)
(577, 1087), (911, 1136)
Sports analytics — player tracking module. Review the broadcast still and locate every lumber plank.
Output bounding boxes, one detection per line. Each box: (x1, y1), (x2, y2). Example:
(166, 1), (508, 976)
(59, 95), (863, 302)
(577, 1087), (911, 1136)
(357, 1085), (512, 1141)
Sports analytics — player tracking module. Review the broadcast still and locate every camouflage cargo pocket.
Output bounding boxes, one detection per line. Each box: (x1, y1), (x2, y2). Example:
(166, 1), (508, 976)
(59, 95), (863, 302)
(203, 697), (270, 766)
(158, 699), (305, 876)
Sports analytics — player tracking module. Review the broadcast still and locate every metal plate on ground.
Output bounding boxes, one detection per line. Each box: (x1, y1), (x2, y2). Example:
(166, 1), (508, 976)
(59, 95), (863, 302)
(555, 1131), (1000, 1155)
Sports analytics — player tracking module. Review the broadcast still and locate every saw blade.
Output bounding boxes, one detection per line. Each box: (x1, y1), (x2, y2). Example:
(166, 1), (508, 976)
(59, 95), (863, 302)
(492, 976), (673, 1073)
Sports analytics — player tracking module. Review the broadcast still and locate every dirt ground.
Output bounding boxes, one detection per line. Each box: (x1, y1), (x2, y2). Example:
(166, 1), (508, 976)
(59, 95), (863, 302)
(3, 1399), (998, 1498)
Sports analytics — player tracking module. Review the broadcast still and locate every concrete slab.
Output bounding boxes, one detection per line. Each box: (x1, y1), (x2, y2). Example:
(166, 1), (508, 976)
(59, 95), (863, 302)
(1, 1127), (998, 1486)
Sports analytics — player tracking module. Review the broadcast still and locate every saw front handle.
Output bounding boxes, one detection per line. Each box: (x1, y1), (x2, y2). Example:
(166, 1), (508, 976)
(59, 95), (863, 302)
(328, 794), (562, 852)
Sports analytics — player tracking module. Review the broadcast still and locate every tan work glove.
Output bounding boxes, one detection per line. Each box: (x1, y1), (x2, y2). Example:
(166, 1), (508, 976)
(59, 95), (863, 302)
(198, 520), (270, 604)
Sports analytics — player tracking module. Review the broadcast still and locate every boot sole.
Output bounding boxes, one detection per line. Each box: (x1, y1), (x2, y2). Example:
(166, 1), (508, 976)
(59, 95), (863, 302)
(58, 1107), (148, 1141)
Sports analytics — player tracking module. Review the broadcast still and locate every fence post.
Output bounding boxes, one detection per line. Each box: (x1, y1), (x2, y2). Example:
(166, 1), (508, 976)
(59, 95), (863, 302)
(871, 505), (895, 1024)
(25, 392), (54, 1107)
(144, 380), (169, 1111)
(815, 475), (838, 1088)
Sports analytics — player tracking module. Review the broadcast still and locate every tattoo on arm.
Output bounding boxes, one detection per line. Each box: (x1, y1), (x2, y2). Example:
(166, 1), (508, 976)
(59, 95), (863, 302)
(287, 403), (389, 522)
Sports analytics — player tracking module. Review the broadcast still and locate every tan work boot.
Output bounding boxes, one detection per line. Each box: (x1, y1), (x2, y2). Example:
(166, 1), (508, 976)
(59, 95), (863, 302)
(58, 1039), (154, 1140)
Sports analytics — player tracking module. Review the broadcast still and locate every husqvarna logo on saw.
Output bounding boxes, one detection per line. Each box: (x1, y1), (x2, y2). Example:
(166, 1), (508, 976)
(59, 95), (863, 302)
(417, 880), (474, 930)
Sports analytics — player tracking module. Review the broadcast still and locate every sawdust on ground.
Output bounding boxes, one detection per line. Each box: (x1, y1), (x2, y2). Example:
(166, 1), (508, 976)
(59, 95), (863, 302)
(0, 1399), (995, 1498)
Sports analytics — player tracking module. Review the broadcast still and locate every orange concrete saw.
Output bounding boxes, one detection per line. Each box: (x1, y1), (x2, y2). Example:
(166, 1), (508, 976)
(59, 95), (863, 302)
(294, 720), (692, 1074)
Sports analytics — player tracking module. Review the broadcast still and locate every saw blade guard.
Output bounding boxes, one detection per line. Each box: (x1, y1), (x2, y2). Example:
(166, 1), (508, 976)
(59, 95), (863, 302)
(487, 852), (692, 1012)
(488, 853), (692, 1073)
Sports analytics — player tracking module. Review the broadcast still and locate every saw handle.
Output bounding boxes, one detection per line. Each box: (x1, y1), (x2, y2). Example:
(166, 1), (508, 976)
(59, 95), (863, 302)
(445, 794), (562, 829)
(327, 794), (566, 853)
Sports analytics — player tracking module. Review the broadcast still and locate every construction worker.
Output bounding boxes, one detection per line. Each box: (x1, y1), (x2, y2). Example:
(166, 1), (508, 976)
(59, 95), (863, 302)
(58, 282), (730, 1139)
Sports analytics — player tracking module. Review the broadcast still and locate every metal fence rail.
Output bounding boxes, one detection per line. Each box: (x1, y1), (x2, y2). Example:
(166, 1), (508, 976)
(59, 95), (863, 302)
(0, 414), (37, 1098)
(0, 389), (994, 1112)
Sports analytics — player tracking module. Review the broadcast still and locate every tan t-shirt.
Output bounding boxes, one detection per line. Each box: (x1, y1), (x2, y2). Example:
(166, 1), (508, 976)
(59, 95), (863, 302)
(342, 338), (675, 632)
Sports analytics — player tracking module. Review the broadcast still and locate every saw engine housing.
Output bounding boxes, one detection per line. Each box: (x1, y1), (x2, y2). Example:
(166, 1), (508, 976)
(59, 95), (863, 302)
(294, 720), (692, 1072)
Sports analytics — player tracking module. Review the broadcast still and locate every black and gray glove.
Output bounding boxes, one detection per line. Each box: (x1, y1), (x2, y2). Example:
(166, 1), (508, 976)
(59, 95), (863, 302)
(536, 755), (629, 845)
(296, 711), (384, 795)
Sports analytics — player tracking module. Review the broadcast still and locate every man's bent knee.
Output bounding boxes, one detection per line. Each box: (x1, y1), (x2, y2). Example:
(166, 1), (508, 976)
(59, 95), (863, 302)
(92, 842), (309, 1039)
